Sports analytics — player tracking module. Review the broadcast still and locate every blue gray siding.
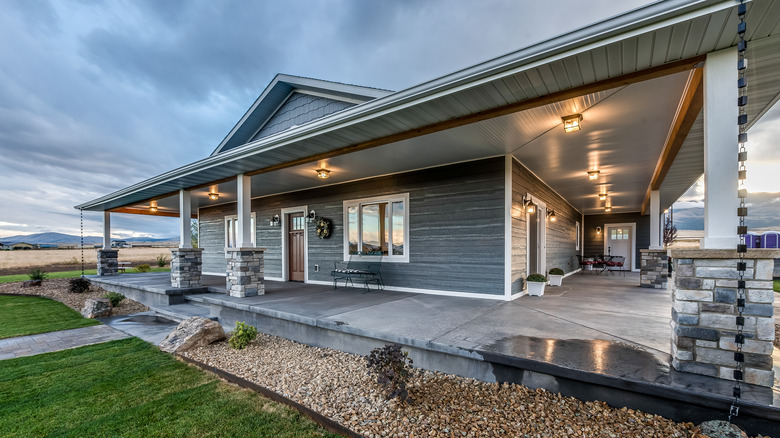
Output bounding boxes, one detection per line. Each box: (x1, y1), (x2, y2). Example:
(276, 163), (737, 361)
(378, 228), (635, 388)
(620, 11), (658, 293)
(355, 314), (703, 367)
(199, 158), (506, 295)
(511, 159), (581, 294)
(251, 93), (354, 141)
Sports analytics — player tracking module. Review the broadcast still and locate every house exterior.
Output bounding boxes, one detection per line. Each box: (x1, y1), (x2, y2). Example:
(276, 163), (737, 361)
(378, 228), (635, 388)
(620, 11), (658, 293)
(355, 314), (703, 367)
(76, 0), (779, 385)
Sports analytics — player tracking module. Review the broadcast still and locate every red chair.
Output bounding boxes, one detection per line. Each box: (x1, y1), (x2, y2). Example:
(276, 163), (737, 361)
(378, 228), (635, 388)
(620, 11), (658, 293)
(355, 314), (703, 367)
(606, 256), (625, 276)
(576, 255), (595, 274)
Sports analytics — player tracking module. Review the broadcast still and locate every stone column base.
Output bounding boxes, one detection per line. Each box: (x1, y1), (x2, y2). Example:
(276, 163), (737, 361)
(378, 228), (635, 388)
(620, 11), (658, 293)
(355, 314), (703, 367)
(97, 249), (119, 276)
(640, 249), (668, 288)
(226, 247), (265, 297)
(171, 248), (204, 288)
(669, 249), (778, 387)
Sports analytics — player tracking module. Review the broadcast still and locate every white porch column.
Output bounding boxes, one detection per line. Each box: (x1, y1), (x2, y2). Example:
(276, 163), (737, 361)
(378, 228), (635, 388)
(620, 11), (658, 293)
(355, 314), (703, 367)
(102, 211), (111, 249)
(649, 190), (662, 249)
(179, 189), (192, 248)
(702, 47), (739, 249)
(237, 174), (253, 248)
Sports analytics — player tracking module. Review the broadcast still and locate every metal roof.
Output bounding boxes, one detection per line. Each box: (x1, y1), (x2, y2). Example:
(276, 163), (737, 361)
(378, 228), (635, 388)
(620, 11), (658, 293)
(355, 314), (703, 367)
(76, 0), (780, 214)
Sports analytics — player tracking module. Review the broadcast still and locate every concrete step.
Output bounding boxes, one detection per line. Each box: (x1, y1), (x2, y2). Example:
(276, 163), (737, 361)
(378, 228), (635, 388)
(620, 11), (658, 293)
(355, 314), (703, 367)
(152, 302), (213, 323)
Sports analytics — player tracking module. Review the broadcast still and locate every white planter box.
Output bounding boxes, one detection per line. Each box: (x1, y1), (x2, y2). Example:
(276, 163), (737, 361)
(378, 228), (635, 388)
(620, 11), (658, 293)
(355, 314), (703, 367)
(548, 275), (563, 286)
(527, 281), (546, 296)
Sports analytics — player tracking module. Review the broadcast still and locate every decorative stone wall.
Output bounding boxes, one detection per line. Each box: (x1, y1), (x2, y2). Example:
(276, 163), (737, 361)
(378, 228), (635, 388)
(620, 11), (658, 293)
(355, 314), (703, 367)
(97, 249), (118, 276)
(640, 249), (668, 288)
(225, 248), (265, 297)
(669, 249), (778, 388)
(170, 248), (204, 288)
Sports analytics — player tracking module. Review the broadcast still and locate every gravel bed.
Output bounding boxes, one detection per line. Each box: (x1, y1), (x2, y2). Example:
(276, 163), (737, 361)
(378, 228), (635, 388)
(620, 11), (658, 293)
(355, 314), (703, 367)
(184, 334), (715, 438)
(0, 278), (149, 316)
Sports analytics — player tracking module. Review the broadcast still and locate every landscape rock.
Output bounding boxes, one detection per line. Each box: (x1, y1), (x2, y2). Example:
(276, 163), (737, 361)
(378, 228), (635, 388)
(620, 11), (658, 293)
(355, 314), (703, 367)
(21, 280), (42, 287)
(81, 298), (112, 318)
(698, 420), (748, 438)
(159, 316), (225, 354)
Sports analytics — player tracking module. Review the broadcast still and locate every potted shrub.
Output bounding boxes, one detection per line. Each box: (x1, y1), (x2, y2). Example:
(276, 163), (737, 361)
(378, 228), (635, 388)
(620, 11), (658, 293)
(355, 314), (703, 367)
(526, 273), (547, 296)
(548, 268), (565, 286)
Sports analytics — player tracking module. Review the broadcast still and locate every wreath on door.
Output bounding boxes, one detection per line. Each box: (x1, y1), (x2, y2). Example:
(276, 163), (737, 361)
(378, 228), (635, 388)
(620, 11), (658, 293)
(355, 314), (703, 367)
(315, 217), (331, 239)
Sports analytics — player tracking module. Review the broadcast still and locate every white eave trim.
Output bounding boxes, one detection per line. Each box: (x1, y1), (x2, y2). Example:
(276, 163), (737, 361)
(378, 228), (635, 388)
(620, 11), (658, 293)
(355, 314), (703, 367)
(76, 0), (735, 212)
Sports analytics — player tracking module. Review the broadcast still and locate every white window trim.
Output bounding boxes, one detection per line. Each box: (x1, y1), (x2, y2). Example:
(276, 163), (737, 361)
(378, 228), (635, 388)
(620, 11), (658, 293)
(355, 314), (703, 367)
(342, 193), (410, 263)
(525, 194), (547, 276)
(575, 221), (581, 251)
(224, 213), (256, 249)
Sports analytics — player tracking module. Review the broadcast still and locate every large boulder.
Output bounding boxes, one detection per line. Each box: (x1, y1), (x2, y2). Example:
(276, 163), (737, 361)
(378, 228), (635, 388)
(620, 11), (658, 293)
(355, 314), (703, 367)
(81, 298), (112, 318)
(158, 316), (225, 354)
(698, 420), (747, 438)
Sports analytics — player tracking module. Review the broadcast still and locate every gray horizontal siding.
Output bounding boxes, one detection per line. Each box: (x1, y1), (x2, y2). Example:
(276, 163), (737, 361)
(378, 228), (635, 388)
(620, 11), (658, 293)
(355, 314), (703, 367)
(512, 159), (581, 293)
(252, 92), (354, 141)
(198, 204), (235, 274)
(198, 157), (505, 295)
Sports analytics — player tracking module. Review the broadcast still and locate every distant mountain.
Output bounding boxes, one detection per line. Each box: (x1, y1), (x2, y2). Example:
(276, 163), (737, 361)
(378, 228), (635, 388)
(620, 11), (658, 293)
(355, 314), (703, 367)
(672, 192), (780, 232)
(0, 232), (175, 245)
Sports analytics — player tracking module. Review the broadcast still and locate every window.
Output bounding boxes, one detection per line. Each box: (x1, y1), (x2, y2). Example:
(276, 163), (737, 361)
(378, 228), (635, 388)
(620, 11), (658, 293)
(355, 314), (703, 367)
(225, 213), (256, 248)
(575, 221), (581, 250)
(343, 193), (409, 262)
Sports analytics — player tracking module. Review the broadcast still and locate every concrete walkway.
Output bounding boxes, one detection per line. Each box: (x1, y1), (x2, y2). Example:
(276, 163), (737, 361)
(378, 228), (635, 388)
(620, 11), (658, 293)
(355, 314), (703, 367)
(0, 325), (131, 360)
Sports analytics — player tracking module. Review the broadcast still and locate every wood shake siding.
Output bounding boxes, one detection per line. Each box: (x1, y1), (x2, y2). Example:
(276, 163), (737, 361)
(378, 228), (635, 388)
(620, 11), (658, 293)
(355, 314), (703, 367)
(511, 159), (581, 293)
(198, 158), (506, 295)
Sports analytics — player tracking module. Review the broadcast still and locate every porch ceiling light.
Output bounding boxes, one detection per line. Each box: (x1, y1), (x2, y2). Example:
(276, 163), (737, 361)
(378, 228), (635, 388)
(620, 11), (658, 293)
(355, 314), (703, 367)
(208, 192), (219, 200)
(598, 192), (608, 201)
(150, 206), (158, 212)
(316, 168), (330, 179)
(562, 114), (582, 132)
(587, 170), (600, 180)
(604, 206), (612, 212)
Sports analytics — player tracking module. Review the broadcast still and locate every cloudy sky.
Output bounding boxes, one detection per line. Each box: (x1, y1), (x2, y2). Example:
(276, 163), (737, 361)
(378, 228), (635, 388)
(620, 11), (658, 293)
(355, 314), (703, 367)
(1, 0), (777, 239)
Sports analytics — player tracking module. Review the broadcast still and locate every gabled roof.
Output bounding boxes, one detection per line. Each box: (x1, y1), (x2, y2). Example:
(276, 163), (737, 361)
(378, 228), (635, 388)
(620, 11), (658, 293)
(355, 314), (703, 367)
(211, 74), (393, 155)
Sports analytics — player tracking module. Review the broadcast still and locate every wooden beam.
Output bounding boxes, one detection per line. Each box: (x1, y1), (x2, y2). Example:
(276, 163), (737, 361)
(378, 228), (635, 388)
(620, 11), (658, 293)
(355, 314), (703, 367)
(110, 207), (198, 219)
(640, 66), (704, 215)
(115, 56), (706, 209)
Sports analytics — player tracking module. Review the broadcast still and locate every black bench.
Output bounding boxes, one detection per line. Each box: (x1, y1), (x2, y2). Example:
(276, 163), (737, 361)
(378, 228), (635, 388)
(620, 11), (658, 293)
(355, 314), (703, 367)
(331, 252), (384, 293)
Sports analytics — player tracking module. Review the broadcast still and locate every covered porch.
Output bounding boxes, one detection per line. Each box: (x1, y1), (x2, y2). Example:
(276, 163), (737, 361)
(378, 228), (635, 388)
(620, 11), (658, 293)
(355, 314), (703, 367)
(91, 271), (780, 433)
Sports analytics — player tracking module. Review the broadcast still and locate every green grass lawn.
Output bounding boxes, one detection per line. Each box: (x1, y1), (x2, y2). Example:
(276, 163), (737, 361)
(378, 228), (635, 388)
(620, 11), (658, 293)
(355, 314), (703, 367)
(0, 338), (339, 438)
(774, 279), (779, 292)
(0, 267), (170, 284)
(0, 296), (99, 339)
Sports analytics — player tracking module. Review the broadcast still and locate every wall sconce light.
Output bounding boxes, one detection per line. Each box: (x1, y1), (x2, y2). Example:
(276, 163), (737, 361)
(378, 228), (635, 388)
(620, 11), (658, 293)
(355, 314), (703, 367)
(316, 168), (330, 179)
(270, 215), (280, 227)
(208, 192), (219, 200)
(150, 206), (158, 212)
(598, 192), (608, 201)
(547, 210), (557, 222)
(522, 195), (536, 214)
(596, 226), (602, 235)
(604, 206), (612, 212)
(587, 170), (600, 180)
(562, 114), (583, 132)
(306, 210), (316, 222)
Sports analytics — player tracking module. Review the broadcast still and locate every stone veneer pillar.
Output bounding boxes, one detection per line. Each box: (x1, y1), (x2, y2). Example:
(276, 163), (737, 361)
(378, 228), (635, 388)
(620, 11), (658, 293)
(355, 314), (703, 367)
(640, 249), (669, 288)
(170, 248), (203, 288)
(225, 247), (265, 297)
(669, 249), (778, 387)
(97, 249), (119, 276)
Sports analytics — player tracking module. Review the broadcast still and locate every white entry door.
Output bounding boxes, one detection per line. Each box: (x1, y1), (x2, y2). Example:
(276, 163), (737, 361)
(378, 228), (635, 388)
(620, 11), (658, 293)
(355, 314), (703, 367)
(605, 224), (634, 271)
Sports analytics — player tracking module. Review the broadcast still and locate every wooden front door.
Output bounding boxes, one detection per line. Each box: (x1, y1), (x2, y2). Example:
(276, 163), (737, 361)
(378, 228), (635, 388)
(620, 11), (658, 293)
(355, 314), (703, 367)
(287, 213), (305, 282)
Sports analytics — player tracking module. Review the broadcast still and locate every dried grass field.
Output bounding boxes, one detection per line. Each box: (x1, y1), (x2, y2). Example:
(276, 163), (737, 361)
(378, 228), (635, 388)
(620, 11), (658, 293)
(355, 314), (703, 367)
(0, 247), (175, 275)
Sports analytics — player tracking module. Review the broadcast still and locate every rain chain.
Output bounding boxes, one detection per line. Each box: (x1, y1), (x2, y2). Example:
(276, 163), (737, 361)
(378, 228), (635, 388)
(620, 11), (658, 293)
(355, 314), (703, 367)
(729, 0), (748, 422)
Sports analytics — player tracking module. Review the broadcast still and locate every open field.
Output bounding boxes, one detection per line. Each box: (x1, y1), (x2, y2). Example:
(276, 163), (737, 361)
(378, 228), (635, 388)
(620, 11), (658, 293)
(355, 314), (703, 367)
(0, 247), (176, 275)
